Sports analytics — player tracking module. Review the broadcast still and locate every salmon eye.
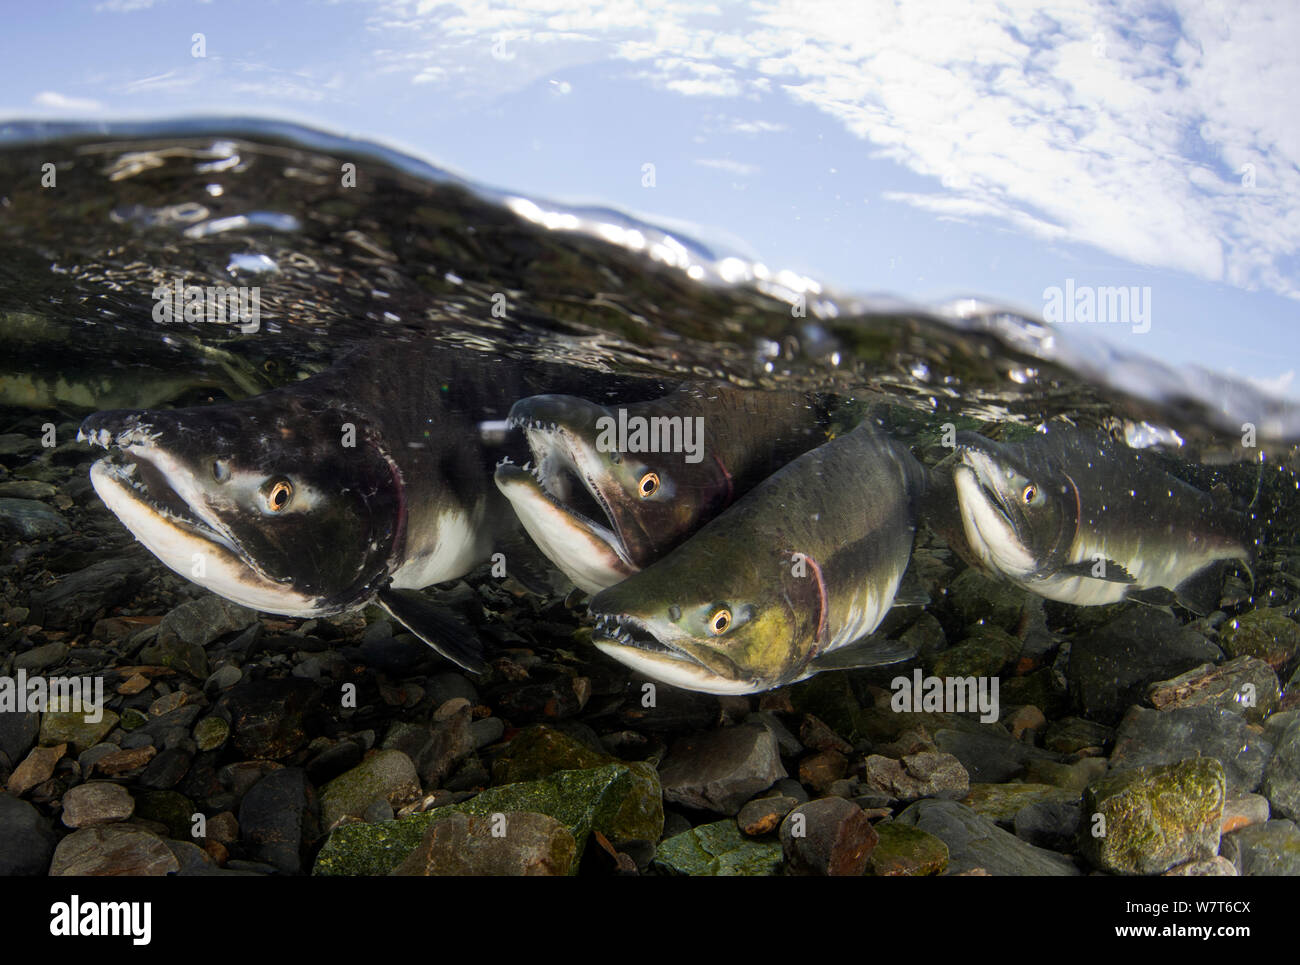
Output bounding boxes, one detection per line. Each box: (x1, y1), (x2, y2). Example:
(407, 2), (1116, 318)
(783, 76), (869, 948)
(264, 479), (294, 512)
(708, 608), (732, 635)
(1022, 484), (1037, 504)
(211, 459), (230, 483)
(638, 472), (660, 498)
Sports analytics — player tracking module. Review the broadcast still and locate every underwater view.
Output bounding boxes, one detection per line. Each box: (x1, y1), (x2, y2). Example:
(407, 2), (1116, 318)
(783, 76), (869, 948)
(1, 2), (1298, 902)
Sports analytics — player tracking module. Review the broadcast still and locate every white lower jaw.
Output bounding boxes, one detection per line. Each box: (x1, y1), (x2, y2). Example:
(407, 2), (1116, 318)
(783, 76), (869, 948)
(496, 472), (635, 594)
(91, 459), (321, 617)
(954, 464), (1038, 579)
(593, 640), (761, 695)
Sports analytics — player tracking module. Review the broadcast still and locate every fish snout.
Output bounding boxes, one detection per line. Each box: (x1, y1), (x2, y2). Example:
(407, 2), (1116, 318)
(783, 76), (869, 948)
(78, 409), (167, 450)
(507, 394), (604, 434)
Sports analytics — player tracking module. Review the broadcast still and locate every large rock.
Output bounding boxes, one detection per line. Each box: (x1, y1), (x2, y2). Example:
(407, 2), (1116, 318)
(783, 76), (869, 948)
(1220, 819), (1300, 875)
(1219, 608), (1300, 671)
(893, 799), (1080, 875)
(1262, 715), (1300, 820)
(28, 557), (148, 628)
(1068, 609), (1222, 724)
(1081, 758), (1226, 875)
(780, 797), (878, 876)
(320, 750), (420, 828)
(49, 825), (180, 876)
(39, 710), (119, 754)
(0, 497), (69, 539)
(867, 821), (949, 876)
(61, 781), (135, 827)
(391, 811), (576, 876)
(158, 595), (259, 649)
(314, 763), (662, 875)
(654, 820), (783, 876)
(1108, 705), (1271, 794)
(659, 724), (786, 815)
(934, 728), (1063, 783)
(239, 767), (309, 874)
(0, 793), (57, 874)
(490, 724), (614, 785)
(927, 626), (1020, 679)
(961, 783), (1079, 825)
(1147, 657), (1280, 723)
(861, 752), (969, 802)
(220, 677), (316, 759)
(6, 743), (65, 796)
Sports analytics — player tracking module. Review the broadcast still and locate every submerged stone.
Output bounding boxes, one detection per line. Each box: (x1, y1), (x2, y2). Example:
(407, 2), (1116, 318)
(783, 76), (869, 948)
(653, 819), (783, 876)
(1081, 757), (1226, 875)
(867, 821), (949, 876)
(893, 799), (1079, 875)
(1219, 608), (1300, 671)
(313, 763), (662, 875)
(659, 724), (786, 815)
(1109, 705), (1271, 795)
(391, 810), (577, 876)
(490, 724), (614, 785)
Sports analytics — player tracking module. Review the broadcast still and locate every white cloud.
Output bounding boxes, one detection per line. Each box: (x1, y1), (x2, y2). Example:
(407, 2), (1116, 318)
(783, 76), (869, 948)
(32, 91), (103, 112)
(372, 0), (1299, 300)
(1245, 369), (1295, 399)
(95, 0), (164, 11)
(695, 157), (759, 176)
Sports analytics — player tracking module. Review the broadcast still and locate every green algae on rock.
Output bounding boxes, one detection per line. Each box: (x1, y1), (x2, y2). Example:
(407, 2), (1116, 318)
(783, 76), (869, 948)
(653, 820), (783, 876)
(927, 626), (1020, 679)
(962, 783), (1080, 825)
(39, 709), (118, 754)
(867, 821), (949, 876)
(313, 763), (662, 875)
(1219, 608), (1300, 672)
(1081, 757), (1226, 875)
(489, 724), (615, 785)
(391, 811), (578, 876)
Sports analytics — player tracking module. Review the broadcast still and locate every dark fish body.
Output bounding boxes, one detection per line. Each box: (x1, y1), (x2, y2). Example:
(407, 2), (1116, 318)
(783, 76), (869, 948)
(79, 340), (639, 670)
(495, 383), (837, 593)
(588, 421), (926, 694)
(948, 425), (1253, 609)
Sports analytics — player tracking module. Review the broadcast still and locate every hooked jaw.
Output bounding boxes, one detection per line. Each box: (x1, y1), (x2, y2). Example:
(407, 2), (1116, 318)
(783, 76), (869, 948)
(494, 458), (635, 594)
(79, 411), (321, 616)
(590, 611), (763, 695)
(953, 447), (1039, 580)
(494, 397), (643, 593)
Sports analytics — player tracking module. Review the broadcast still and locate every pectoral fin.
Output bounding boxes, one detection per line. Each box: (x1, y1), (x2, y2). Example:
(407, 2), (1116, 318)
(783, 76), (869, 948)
(1171, 563), (1227, 616)
(806, 636), (918, 674)
(1057, 559), (1137, 584)
(377, 587), (489, 674)
(892, 566), (931, 607)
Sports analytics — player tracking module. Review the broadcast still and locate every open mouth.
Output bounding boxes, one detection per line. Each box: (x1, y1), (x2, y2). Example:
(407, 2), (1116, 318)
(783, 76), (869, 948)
(591, 611), (684, 659)
(589, 611), (761, 695)
(957, 446), (1016, 524)
(509, 414), (615, 526)
(494, 447), (636, 594)
(954, 446), (1037, 578)
(93, 450), (238, 554)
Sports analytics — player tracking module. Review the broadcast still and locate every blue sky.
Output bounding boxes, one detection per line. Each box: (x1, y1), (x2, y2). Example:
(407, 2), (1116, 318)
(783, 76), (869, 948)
(2, 0), (1297, 396)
